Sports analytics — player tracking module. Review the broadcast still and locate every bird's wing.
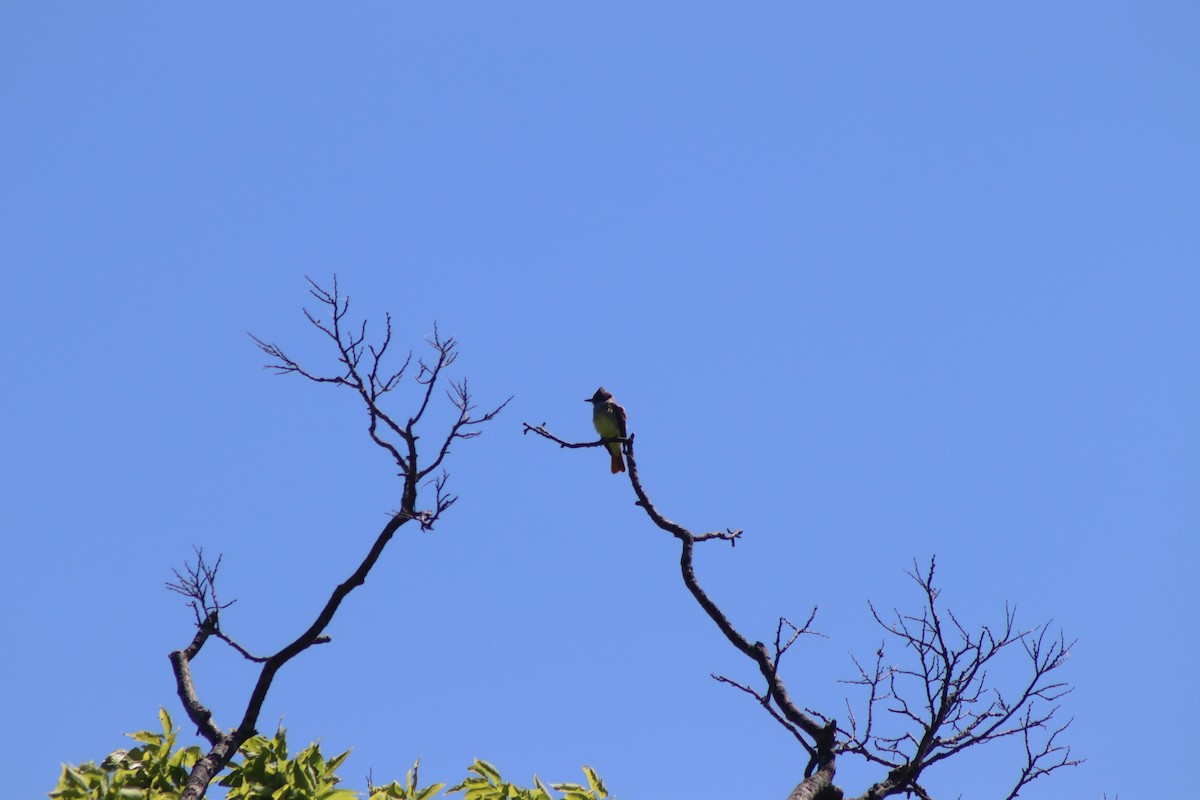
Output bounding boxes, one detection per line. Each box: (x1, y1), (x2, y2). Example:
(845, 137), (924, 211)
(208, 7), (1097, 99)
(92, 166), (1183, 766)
(611, 401), (628, 438)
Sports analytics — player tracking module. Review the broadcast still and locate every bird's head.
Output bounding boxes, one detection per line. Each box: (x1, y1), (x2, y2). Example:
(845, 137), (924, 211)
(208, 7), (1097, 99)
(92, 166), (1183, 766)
(586, 387), (612, 404)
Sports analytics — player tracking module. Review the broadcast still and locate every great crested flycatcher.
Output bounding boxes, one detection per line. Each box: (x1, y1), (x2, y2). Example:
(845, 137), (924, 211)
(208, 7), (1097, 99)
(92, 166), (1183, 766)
(586, 387), (627, 474)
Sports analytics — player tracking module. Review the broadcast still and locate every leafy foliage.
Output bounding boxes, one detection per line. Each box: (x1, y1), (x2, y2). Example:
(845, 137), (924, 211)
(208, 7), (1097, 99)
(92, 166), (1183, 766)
(220, 725), (356, 800)
(366, 757), (445, 800)
(51, 711), (611, 800)
(50, 709), (201, 800)
(445, 760), (608, 800)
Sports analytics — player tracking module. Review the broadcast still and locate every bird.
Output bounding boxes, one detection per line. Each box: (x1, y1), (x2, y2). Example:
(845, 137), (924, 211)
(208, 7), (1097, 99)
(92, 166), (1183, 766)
(586, 387), (627, 474)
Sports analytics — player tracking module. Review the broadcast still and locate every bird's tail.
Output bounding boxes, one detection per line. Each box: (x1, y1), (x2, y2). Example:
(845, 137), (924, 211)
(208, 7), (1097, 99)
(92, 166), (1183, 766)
(609, 445), (626, 474)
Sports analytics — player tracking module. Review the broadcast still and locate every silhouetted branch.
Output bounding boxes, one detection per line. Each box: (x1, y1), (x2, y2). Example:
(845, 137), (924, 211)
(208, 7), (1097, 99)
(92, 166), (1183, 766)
(166, 548), (235, 625)
(526, 407), (1078, 800)
(421, 377), (512, 480)
(525, 419), (836, 781)
(713, 674), (815, 758)
(170, 278), (506, 800)
(777, 609), (824, 662)
(846, 558), (1079, 799)
(166, 549), (279, 663)
(521, 422), (622, 451)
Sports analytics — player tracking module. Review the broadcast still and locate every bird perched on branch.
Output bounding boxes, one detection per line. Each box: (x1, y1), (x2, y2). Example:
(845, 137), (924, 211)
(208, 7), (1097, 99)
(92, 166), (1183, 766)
(586, 387), (627, 474)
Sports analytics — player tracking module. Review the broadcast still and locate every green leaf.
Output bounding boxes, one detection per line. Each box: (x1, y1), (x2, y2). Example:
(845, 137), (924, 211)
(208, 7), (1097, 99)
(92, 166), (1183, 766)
(550, 783), (586, 793)
(416, 783), (447, 800)
(128, 731), (162, 746)
(315, 789), (359, 800)
(326, 748), (352, 773)
(64, 766), (89, 789)
(582, 767), (606, 798)
(473, 760), (502, 784)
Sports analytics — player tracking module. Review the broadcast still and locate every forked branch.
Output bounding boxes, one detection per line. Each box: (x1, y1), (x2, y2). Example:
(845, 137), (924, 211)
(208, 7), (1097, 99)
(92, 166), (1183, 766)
(840, 558), (1080, 799)
(526, 412), (1078, 800)
(169, 278), (508, 800)
(525, 420), (837, 794)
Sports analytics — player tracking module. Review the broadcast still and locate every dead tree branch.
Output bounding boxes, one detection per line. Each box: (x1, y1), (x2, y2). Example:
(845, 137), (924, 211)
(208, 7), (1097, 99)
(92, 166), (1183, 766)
(168, 278), (508, 799)
(844, 558), (1080, 799)
(525, 420), (838, 796)
(526, 414), (1078, 800)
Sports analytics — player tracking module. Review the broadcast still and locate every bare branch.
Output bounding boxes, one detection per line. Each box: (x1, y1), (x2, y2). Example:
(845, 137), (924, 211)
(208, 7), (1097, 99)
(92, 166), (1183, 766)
(776, 608), (825, 662)
(419, 378), (513, 480)
(410, 323), (457, 429)
(1003, 713), (1082, 800)
(713, 674), (816, 759)
(166, 549), (236, 625)
(522, 421), (621, 451)
(695, 527), (744, 545)
(172, 280), (506, 799)
(848, 557), (1078, 799)
(528, 406), (1079, 800)
(525, 418), (836, 776)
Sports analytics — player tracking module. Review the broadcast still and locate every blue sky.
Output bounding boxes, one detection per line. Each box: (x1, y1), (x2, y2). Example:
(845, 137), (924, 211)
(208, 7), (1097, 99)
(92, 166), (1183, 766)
(2, 4), (1197, 799)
